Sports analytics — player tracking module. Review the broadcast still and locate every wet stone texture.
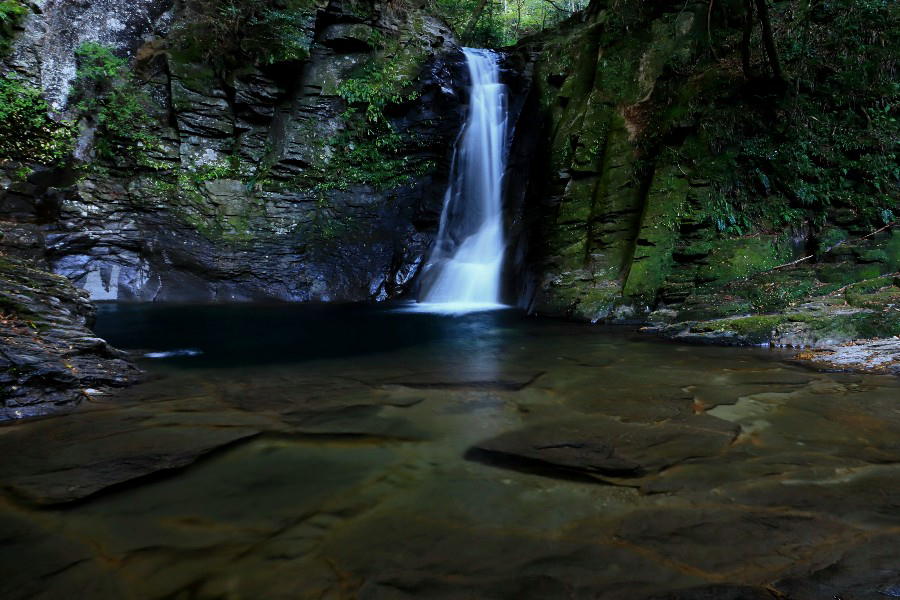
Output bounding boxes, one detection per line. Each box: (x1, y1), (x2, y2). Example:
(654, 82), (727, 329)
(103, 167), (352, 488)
(0, 256), (140, 420)
(0, 309), (899, 599)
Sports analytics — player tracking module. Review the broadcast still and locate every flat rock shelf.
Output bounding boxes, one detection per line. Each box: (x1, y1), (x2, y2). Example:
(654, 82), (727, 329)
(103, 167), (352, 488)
(0, 304), (899, 599)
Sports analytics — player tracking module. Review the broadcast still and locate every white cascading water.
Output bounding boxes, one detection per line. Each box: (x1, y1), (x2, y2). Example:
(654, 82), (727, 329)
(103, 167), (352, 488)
(416, 48), (509, 313)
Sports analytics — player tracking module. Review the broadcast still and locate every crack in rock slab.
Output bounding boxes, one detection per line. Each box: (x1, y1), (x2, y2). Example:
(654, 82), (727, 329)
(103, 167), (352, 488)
(376, 370), (545, 391)
(469, 415), (739, 480)
(0, 426), (261, 505)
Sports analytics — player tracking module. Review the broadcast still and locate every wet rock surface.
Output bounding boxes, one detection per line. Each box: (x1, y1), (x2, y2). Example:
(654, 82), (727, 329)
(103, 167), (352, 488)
(0, 0), (485, 303)
(0, 307), (898, 598)
(0, 256), (139, 420)
(472, 415), (738, 479)
(796, 337), (900, 375)
(646, 270), (900, 374)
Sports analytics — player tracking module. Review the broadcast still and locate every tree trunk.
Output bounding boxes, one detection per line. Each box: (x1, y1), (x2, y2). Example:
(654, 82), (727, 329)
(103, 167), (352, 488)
(462, 0), (490, 43)
(515, 0), (522, 39)
(753, 0), (784, 82)
(740, 0), (754, 78)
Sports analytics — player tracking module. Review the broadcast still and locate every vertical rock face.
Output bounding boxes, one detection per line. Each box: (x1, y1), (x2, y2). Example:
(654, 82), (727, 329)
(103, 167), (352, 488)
(6, 0), (173, 109)
(2, 0), (473, 302)
(511, 6), (709, 321)
(510, 1), (898, 324)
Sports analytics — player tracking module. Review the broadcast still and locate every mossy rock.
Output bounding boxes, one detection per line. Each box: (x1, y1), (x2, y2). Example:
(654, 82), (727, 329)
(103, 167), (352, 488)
(884, 230), (900, 270)
(692, 315), (788, 345)
(787, 311), (900, 343)
(695, 236), (791, 285)
(623, 167), (689, 301)
(686, 309), (900, 348)
(844, 277), (900, 309)
(817, 262), (886, 285)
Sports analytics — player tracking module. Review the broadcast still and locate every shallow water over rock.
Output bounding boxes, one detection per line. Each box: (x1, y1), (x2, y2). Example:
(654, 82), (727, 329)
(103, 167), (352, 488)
(1, 304), (899, 599)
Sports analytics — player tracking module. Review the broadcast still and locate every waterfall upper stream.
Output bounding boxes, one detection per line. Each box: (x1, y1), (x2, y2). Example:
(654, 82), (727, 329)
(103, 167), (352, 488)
(416, 48), (509, 313)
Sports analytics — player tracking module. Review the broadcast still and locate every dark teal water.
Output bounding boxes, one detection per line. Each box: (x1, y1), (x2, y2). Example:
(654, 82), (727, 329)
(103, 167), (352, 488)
(4, 303), (898, 598)
(94, 302), (541, 368)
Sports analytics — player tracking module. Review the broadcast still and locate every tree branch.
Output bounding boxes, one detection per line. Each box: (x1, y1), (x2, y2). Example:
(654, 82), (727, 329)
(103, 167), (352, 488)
(754, 0), (784, 82)
(462, 0), (490, 43)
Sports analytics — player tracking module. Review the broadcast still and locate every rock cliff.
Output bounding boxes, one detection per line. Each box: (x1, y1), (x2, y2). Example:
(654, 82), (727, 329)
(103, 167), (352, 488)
(510, 0), (898, 337)
(2, 0), (471, 302)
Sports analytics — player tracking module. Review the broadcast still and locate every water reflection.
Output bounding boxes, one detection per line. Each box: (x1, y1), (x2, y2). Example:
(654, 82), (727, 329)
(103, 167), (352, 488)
(94, 302), (522, 369)
(5, 304), (897, 599)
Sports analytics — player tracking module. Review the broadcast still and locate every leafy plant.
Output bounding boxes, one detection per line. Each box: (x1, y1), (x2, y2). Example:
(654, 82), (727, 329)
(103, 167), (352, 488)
(174, 0), (317, 72)
(71, 42), (162, 168)
(0, 74), (76, 165)
(337, 60), (420, 125)
(649, 0), (898, 235)
(0, 0), (27, 55)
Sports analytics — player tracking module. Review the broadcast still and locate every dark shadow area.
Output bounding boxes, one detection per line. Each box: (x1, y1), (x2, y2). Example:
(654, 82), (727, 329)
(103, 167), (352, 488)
(93, 302), (528, 368)
(464, 446), (638, 487)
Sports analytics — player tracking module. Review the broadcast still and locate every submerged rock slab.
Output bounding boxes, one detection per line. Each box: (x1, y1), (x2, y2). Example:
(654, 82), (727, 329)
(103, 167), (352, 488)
(773, 533), (900, 600)
(0, 361), (445, 504)
(471, 415), (738, 479)
(0, 315), (898, 598)
(0, 411), (260, 505)
(614, 506), (854, 578)
(375, 368), (544, 391)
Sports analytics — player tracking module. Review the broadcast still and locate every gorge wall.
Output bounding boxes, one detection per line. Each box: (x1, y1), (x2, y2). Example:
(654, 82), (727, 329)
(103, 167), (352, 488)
(510, 0), (898, 333)
(1, 0), (474, 302)
(1, 0), (897, 325)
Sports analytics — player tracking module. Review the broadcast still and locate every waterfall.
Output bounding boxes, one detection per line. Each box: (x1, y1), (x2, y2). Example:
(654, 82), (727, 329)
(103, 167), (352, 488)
(416, 48), (509, 313)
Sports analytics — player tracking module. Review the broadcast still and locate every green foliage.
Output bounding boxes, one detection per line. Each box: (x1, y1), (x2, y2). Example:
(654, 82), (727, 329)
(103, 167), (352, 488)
(762, 0), (898, 227)
(183, 159), (244, 184)
(314, 131), (432, 193)
(0, 0), (27, 55)
(431, 0), (590, 46)
(174, 0), (316, 72)
(176, 155), (270, 196)
(73, 41), (128, 81)
(292, 48), (432, 196)
(654, 0), (898, 236)
(0, 74), (75, 165)
(337, 59), (420, 125)
(72, 42), (162, 168)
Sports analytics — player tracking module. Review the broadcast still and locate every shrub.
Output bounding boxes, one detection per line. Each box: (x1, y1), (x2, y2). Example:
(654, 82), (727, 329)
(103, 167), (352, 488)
(71, 42), (161, 167)
(657, 0), (898, 233)
(0, 74), (75, 165)
(173, 0), (317, 72)
(0, 0), (27, 55)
